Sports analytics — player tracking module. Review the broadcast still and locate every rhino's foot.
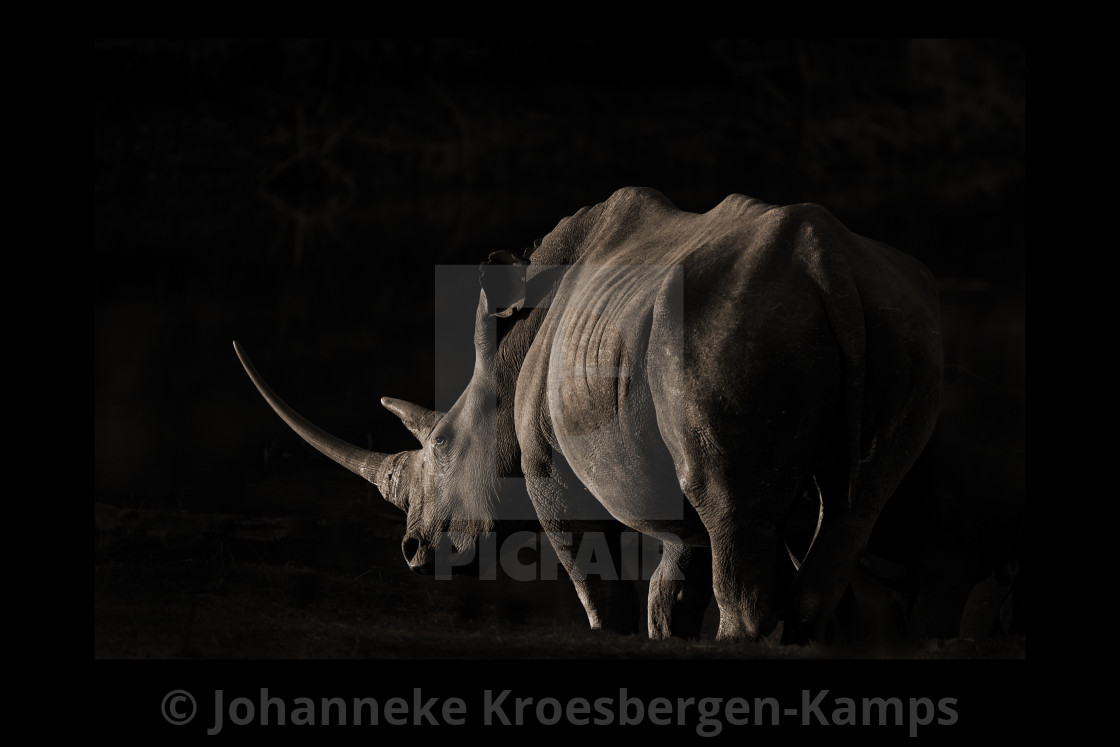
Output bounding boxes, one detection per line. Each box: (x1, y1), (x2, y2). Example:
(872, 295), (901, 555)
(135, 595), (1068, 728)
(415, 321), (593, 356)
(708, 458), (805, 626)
(589, 619), (641, 636)
(704, 523), (783, 642)
(711, 567), (780, 642)
(578, 579), (641, 636)
(714, 606), (778, 642)
(648, 600), (708, 640)
(647, 543), (712, 640)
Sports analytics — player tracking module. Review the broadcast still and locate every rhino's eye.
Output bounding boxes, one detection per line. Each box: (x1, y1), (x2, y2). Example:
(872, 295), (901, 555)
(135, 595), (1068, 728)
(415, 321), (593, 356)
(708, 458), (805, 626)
(433, 435), (446, 447)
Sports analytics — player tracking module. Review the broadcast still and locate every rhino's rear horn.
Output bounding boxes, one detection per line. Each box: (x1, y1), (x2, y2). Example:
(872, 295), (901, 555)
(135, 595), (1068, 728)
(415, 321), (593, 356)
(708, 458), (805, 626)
(381, 397), (443, 443)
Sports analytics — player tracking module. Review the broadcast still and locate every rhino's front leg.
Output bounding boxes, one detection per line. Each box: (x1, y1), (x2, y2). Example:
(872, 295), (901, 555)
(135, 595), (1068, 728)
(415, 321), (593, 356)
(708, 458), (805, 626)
(648, 542), (712, 639)
(517, 357), (641, 634)
(543, 522), (640, 635)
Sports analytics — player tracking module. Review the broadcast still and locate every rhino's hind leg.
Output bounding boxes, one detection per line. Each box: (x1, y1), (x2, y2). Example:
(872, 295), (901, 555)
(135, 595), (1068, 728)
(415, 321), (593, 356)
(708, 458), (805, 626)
(682, 475), (787, 641)
(648, 542), (712, 639)
(710, 523), (784, 641)
(782, 415), (939, 644)
(781, 511), (878, 644)
(672, 461), (827, 640)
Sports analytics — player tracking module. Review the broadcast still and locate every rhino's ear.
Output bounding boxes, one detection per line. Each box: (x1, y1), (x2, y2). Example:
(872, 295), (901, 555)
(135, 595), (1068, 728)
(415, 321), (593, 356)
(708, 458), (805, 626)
(381, 397), (443, 443)
(480, 251), (528, 318)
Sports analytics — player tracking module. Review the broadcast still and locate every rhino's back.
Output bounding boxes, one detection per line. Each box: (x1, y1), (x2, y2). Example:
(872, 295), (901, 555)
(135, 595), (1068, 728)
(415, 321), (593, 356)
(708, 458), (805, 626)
(532, 190), (854, 521)
(539, 188), (863, 388)
(536, 186), (920, 302)
(522, 188), (940, 523)
(533, 187), (784, 273)
(539, 187), (939, 380)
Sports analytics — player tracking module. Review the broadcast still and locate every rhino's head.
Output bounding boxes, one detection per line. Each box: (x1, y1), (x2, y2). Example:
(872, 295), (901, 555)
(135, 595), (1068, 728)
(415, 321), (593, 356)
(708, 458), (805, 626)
(234, 287), (525, 576)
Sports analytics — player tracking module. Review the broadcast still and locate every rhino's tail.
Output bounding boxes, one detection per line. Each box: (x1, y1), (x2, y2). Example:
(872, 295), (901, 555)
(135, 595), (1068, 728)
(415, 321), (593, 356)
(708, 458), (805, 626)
(796, 218), (868, 510)
(822, 283), (867, 511)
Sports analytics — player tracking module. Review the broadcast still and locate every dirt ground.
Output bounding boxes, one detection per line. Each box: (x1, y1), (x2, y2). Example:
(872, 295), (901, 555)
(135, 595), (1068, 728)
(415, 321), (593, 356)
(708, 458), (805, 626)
(94, 465), (1023, 661)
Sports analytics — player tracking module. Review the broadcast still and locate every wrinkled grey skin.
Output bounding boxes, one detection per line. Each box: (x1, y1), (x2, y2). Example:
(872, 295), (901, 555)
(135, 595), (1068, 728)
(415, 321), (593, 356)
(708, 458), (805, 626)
(236, 187), (942, 643)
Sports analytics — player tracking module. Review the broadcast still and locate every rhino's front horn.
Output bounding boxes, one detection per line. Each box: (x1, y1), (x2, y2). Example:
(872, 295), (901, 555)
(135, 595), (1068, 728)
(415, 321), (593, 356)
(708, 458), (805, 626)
(233, 341), (401, 507)
(381, 397), (443, 443)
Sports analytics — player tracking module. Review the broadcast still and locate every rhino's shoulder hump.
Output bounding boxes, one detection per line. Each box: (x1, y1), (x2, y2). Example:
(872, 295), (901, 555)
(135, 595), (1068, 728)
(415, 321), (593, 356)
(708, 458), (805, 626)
(705, 191), (773, 218)
(527, 188), (680, 268)
(602, 186), (677, 211)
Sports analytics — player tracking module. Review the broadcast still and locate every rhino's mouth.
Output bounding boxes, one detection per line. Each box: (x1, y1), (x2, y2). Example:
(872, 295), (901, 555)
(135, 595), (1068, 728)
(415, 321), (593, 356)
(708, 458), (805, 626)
(404, 534), (482, 577)
(405, 521), (542, 578)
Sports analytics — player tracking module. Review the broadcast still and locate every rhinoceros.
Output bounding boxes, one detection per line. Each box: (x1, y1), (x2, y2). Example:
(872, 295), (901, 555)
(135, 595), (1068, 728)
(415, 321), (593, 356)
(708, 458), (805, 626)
(235, 187), (943, 643)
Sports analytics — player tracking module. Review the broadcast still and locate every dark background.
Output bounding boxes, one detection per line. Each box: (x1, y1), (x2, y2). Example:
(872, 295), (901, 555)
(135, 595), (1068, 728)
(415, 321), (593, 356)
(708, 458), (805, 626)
(94, 39), (1025, 663)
